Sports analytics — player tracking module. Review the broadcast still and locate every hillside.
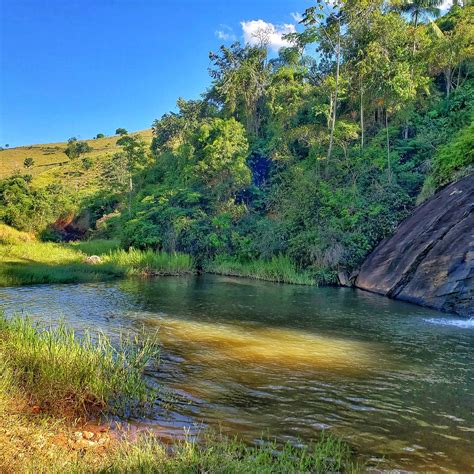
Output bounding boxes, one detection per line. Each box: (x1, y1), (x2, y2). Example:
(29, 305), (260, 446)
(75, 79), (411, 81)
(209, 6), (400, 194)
(0, 130), (153, 194)
(1, 3), (472, 286)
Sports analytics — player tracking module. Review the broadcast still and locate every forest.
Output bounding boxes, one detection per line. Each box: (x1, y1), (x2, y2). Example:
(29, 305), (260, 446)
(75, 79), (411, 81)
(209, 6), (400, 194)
(1, 0), (473, 285)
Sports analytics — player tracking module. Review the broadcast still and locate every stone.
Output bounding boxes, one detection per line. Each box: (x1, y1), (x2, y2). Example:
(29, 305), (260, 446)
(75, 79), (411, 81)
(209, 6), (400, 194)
(84, 255), (102, 265)
(82, 431), (94, 440)
(356, 174), (474, 316)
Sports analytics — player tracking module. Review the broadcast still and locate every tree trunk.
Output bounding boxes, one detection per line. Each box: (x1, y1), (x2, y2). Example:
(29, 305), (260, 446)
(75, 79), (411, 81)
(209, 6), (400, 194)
(360, 79), (364, 151)
(445, 68), (452, 98)
(412, 10), (419, 55)
(327, 21), (341, 163)
(386, 111), (392, 184)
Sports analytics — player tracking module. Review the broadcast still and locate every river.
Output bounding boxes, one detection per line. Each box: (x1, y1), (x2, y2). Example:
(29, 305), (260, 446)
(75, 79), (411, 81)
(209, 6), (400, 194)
(0, 275), (472, 472)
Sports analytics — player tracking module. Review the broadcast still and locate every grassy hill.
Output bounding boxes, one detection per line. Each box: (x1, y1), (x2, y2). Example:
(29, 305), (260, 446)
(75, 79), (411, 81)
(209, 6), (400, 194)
(0, 130), (153, 195)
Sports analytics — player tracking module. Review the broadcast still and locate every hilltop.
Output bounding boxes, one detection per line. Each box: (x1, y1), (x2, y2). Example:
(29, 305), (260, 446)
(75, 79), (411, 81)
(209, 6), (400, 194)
(0, 130), (153, 194)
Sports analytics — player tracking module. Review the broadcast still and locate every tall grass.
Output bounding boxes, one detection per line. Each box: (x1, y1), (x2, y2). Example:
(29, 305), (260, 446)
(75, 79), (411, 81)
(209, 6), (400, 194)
(0, 223), (34, 245)
(0, 313), (159, 418)
(106, 248), (193, 276)
(105, 431), (360, 473)
(208, 255), (316, 285)
(70, 238), (121, 256)
(0, 225), (194, 286)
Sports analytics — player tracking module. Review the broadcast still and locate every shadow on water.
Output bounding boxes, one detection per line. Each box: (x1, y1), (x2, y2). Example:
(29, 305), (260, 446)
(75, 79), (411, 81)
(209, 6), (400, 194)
(0, 274), (473, 472)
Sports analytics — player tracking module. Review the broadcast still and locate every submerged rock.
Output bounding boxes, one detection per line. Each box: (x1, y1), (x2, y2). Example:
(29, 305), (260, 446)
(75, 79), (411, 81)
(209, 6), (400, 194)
(84, 255), (102, 265)
(356, 174), (474, 316)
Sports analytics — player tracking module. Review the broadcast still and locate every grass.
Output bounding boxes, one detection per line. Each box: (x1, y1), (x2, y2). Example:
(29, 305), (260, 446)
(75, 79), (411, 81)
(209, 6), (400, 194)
(0, 238), (123, 286)
(0, 313), (159, 418)
(107, 248), (193, 276)
(103, 431), (359, 474)
(69, 238), (121, 256)
(0, 129), (153, 180)
(207, 255), (316, 285)
(0, 226), (193, 286)
(0, 223), (35, 245)
(0, 314), (360, 473)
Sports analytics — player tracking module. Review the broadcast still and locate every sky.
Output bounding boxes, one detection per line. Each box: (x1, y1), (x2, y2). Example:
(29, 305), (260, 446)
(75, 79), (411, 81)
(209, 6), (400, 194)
(0, 0), (454, 147)
(0, 0), (311, 146)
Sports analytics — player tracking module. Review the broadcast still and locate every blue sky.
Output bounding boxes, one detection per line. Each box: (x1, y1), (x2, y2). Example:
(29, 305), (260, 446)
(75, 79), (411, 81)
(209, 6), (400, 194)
(0, 0), (312, 146)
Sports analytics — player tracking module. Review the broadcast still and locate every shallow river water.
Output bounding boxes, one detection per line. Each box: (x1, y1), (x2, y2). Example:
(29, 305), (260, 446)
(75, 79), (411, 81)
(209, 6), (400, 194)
(1, 275), (473, 472)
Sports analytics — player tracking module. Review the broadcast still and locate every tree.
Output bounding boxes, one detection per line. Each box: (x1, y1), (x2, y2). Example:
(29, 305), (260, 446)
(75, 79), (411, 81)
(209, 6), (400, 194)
(397, 0), (443, 29)
(64, 138), (93, 160)
(114, 135), (149, 213)
(95, 133), (105, 139)
(209, 42), (271, 138)
(429, 7), (474, 97)
(186, 118), (250, 200)
(115, 128), (128, 136)
(23, 157), (34, 168)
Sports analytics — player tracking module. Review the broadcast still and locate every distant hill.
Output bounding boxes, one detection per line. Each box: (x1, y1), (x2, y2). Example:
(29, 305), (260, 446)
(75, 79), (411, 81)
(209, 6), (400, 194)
(0, 130), (153, 195)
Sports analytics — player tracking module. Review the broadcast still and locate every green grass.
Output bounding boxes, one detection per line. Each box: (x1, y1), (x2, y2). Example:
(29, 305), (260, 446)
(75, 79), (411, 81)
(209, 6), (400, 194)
(69, 238), (121, 256)
(0, 223), (35, 245)
(0, 226), (194, 286)
(0, 129), (153, 180)
(102, 431), (359, 474)
(0, 238), (123, 286)
(0, 313), (159, 418)
(0, 314), (360, 473)
(207, 255), (316, 285)
(106, 248), (193, 276)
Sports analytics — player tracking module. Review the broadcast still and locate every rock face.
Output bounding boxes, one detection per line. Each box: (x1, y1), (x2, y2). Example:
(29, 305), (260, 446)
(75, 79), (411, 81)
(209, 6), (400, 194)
(356, 174), (474, 316)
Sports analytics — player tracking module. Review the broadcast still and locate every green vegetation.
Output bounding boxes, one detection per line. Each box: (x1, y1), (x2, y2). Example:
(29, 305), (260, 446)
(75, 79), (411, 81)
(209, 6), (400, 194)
(0, 313), (159, 418)
(0, 315), (358, 473)
(426, 120), (474, 190)
(208, 255), (318, 285)
(0, 3), (472, 284)
(110, 248), (193, 276)
(0, 225), (193, 286)
(103, 432), (358, 474)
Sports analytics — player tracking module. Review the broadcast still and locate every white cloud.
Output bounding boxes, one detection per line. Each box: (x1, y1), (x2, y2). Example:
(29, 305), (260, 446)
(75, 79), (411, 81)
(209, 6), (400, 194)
(240, 20), (296, 51)
(440, 0), (453, 9)
(215, 25), (236, 42)
(290, 12), (304, 23)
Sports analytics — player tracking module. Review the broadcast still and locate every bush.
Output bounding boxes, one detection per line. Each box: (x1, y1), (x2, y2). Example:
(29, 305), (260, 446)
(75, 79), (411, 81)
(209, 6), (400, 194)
(429, 120), (474, 188)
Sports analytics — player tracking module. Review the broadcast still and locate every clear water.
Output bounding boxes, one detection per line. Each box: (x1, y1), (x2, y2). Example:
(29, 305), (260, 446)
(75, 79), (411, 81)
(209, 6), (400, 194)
(1, 275), (473, 472)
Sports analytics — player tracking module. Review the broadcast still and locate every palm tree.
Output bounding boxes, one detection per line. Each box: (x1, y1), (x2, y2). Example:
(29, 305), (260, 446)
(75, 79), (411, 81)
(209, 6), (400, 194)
(398, 0), (443, 29)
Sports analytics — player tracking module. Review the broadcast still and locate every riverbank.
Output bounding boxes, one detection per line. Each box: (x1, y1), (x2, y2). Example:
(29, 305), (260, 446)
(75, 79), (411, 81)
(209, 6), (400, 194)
(0, 312), (359, 473)
(0, 225), (193, 286)
(0, 225), (323, 287)
(206, 255), (323, 285)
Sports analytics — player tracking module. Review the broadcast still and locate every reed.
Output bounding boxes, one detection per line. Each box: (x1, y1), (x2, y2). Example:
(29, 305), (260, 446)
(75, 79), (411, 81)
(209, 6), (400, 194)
(208, 254), (316, 285)
(106, 248), (193, 276)
(0, 313), (159, 418)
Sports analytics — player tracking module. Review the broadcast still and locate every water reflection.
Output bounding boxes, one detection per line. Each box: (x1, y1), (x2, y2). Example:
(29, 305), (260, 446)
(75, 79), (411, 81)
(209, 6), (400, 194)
(0, 275), (473, 472)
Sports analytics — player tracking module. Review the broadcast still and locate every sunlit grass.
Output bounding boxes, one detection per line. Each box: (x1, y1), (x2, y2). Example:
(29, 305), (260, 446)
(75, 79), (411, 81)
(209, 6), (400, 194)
(0, 314), (360, 473)
(208, 254), (316, 285)
(105, 248), (193, 276)
(0, 129), (153, 181)
(0, 313), (159, 418)
(104, 431), (360, 474)
(70, 238), (121, 255)
(0, 227), (193, 286)
(0, 223), (35, 245)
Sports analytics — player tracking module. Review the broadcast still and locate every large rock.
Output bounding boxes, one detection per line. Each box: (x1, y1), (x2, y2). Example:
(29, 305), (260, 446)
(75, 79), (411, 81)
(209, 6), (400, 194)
(356, 174), (474, 316)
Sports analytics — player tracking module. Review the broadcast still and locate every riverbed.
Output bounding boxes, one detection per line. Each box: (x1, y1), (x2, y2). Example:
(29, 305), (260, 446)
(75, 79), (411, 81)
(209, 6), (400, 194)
(1, 275), (472, 472)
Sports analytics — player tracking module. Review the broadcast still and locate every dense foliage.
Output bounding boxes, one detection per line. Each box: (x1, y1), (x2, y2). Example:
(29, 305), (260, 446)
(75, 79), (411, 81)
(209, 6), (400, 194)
(1, 1), (473, 282)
